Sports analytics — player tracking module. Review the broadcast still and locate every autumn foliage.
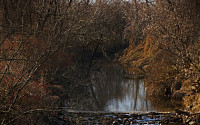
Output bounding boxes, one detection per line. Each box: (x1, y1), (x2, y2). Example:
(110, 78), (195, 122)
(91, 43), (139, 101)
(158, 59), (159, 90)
(120, 0), (200, 111)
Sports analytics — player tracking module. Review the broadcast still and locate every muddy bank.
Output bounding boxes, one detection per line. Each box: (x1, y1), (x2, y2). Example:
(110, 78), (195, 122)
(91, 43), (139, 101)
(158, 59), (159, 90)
(119, 37), (200, 112)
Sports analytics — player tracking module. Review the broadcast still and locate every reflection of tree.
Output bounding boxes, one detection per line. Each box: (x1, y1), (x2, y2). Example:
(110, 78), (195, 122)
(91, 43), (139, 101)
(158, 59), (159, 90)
(77, 63), (179, 112)
(78, 63), (154, 112)
(95, 63), (124, 111)
(145, 85), (149, 111)
(134, 79), (139, 110)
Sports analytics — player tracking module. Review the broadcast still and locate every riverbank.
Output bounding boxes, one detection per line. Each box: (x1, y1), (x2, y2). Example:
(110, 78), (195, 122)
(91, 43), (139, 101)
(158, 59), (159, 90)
(119, 37), (200, 113)
(54, 110), (200, 124)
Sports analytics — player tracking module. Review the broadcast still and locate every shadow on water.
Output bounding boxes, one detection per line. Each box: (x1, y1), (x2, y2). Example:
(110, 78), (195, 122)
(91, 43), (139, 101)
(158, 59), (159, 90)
(75, 63), (178, 112)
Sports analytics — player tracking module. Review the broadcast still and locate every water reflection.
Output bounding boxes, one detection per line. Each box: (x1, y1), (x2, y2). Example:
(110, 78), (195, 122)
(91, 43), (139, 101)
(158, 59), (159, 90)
(76, 64), (156, 112)
(104, 80), (153, 112)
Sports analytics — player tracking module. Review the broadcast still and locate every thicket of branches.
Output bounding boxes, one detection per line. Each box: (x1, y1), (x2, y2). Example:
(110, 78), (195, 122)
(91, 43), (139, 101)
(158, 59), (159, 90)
(0, 0), (128, 124)
(147, 0), (200, 77)
(0, 0), (200, 124)
(125, 0), (200, 81)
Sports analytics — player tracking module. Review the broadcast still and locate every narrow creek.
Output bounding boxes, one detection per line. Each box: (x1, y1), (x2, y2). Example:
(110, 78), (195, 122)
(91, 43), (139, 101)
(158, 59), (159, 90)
(59, 63), (198, 124)
(74, 63), (175, 112)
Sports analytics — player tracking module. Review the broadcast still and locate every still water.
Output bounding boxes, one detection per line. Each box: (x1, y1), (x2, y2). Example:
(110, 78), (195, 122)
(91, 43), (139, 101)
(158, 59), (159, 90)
(75, 63), (175, 112)
(103, 79), (154, 112)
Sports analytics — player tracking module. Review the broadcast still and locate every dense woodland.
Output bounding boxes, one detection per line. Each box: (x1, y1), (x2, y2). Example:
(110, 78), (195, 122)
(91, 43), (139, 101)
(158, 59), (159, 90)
(0, 0), (200, 124)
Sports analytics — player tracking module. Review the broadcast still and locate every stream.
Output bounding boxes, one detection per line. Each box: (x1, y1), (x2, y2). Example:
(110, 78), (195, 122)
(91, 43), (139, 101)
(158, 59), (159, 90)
(74, 63), (175, 112)
(57, 63), (199, 124)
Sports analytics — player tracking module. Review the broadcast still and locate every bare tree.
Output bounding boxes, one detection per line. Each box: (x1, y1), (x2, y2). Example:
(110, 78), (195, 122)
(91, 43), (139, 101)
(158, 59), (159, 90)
(0, 0), (129, 124)
(146, 0), (200, 76)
